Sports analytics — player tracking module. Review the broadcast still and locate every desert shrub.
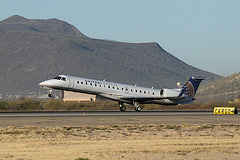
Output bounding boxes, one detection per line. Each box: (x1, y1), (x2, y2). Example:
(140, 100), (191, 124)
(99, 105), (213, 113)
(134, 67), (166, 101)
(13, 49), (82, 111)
(7, 100), (43, 110)
(1, 99), (234, 111)
(41, 99), (118, 111)
(142, 103), (204, 111)
(0, 101), (8, 110)
(74, 158), (89, 160)
(42, 99), (65, 110)
(227, 101), (240, 108)
(201, 101), (226, 110)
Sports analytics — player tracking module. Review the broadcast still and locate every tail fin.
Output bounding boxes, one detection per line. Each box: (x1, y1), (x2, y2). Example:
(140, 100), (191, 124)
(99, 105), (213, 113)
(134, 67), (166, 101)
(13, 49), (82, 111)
(179, 77), (206, 98)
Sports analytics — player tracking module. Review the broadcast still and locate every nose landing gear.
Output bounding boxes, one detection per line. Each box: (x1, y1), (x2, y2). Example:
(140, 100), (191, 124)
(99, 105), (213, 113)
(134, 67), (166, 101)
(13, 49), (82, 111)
(48, 90), (55, 98)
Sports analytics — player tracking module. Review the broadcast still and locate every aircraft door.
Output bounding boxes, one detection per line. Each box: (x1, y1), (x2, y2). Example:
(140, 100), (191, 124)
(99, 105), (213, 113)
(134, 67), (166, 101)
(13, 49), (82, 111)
(68, 76), (74, 89)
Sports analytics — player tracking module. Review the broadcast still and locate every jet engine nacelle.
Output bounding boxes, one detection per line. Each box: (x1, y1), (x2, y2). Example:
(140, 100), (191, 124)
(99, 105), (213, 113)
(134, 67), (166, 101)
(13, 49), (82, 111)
(160, 88), (181, 97)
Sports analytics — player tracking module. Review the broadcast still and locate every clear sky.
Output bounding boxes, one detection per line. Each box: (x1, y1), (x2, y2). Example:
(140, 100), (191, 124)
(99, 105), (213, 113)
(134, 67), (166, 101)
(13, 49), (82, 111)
(1, 0), (239, 76)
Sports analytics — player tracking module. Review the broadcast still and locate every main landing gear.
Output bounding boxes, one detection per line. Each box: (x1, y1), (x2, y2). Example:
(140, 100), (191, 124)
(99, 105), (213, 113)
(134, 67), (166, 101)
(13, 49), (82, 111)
(119, 101), (142, 112)
(134, 101), (142, 112)
(135, 105), (141, 112)
(119, 102), (126, 111)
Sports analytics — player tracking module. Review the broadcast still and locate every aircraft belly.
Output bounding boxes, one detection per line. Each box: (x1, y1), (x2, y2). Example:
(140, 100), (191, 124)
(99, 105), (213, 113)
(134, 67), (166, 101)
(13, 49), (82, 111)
(150, 98), (191, 105)
(152, 99), (178, 105)
(98, 93), (131, 104)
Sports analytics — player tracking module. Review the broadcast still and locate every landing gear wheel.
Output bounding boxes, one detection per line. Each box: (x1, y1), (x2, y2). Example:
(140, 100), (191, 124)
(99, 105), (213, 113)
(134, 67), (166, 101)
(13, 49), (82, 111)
(119, 102), (126, 111)
(48, 90), (53, 98)
(120, 106), (126, 111)
(135, 106), (141, 112)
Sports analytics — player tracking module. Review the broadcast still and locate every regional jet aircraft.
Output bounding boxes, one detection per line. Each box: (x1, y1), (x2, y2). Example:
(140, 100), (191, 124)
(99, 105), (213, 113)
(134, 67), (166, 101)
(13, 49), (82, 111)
(39, 75), (206, 111)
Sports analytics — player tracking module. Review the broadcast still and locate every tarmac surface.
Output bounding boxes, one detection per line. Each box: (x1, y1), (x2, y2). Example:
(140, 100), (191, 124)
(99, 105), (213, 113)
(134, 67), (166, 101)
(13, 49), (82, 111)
(0, 111), (239, 127)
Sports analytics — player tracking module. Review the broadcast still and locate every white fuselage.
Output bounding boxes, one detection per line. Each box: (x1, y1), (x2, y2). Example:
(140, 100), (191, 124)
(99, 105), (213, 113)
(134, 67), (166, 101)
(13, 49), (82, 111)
(39, 75), (193, 106)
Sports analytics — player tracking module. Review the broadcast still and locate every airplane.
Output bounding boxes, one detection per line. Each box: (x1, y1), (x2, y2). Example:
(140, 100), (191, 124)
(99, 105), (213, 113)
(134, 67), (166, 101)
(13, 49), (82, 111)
(39, 75), (207, 111)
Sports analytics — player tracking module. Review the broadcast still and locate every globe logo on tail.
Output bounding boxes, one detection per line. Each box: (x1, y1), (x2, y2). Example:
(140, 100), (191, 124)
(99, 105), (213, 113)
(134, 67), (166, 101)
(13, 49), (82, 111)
(183, 81), (195, 98)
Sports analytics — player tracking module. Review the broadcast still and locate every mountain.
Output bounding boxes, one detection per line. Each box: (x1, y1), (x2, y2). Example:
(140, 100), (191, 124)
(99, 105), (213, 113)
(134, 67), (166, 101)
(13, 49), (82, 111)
(198, 72), (240, 98)
(0, 15), (87, 38)
(0, 15), (220, 95)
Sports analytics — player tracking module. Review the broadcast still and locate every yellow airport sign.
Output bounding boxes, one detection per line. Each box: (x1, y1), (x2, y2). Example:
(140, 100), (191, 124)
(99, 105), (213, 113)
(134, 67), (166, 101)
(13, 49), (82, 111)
(214, 107), (238, 114)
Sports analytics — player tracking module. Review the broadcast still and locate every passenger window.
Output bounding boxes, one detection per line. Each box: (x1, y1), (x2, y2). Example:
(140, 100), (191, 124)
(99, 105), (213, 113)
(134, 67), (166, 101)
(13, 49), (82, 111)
(140, 90), (142, 93)
(135, 90), (137, 92)
(81, 82), (83, 84)
(95, 84), (97, 86)
(113, 86), (115, 89)
(153, 92), (155, 95)
(77, 81), (79, 84)
(122, 88), (124, 90)
(62, 77), (66, 81)
(144, 91), (146, 94)
(108, 86), (110, 88)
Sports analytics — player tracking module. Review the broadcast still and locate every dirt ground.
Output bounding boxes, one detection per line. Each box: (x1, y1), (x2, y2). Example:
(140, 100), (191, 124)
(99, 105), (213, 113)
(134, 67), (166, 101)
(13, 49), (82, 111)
(0, 115), (240, 160)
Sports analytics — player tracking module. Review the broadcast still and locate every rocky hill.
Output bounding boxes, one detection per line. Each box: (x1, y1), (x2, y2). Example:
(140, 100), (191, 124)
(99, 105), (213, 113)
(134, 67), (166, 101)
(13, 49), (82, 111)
(0, 15), (220, 95)
(198, 72), (240, 98)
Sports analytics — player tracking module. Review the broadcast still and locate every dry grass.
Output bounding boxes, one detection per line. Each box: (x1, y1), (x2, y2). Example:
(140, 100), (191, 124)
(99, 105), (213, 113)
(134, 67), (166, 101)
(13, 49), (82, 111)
(2, 99), (238, 111)
(0, 124), (240, 160)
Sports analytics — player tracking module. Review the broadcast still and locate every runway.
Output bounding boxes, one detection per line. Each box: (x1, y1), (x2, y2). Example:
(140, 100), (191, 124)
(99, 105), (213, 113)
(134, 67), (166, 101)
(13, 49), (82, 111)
(0, 111), (213, 117)
(0, 111), (239, 127)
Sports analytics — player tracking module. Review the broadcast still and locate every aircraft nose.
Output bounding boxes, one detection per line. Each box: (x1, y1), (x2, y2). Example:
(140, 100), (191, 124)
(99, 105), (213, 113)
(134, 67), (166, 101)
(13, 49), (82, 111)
(39, 81), (47, 86)
(39, 80), (52, 86)
(39, 80), (54, 89)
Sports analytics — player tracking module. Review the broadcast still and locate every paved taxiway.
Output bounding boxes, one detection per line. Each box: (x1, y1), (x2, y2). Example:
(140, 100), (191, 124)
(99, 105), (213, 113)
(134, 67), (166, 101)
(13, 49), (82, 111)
(0, 111), (239, 127)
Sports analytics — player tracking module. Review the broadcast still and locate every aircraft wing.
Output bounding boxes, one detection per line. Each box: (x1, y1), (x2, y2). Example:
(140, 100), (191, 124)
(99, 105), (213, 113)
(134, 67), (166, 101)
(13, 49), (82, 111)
(119, 96), (185, 102)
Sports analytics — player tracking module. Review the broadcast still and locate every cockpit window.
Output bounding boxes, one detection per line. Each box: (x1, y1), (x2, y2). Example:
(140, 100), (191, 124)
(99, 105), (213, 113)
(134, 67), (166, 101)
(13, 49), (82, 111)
(54, 76), (61, 80)
(54, 76), (66, 81)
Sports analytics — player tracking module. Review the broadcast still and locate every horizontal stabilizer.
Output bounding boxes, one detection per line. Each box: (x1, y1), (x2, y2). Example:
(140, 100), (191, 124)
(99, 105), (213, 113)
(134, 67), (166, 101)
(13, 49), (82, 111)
(192, 77), (214, 80)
